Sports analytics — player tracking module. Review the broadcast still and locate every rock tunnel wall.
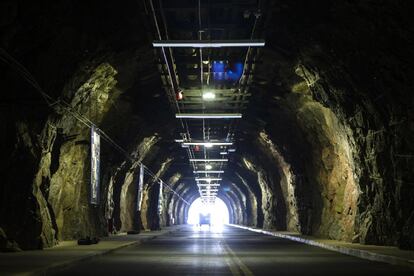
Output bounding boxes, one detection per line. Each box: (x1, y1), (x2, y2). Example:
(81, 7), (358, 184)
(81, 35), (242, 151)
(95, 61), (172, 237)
(0, 0), (413, 251)
(243, 0), (414, 248)
(0, 0), (177, 249)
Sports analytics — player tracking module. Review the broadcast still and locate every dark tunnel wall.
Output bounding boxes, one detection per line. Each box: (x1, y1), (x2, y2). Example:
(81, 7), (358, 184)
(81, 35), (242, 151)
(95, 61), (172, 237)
(0, 0), (413, 251)
(254, 0), (414, 249)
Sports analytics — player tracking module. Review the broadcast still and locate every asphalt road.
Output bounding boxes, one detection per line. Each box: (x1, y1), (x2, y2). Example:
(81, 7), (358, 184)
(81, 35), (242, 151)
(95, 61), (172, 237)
(53, 225), (413, 276)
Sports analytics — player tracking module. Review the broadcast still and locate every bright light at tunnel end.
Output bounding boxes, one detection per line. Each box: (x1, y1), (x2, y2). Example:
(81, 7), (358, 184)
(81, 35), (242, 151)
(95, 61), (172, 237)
(187, 197), (229, 231)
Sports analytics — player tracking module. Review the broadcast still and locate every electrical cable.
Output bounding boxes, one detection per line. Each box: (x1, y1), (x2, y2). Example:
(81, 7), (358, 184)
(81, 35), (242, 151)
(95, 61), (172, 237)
(151, 0), (197, 172)
(0, 46), (188, 205)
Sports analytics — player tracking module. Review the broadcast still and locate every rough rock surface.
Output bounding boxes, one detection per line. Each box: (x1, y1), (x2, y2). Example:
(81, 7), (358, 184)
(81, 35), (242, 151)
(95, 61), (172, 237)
(0, 0), (413, 251)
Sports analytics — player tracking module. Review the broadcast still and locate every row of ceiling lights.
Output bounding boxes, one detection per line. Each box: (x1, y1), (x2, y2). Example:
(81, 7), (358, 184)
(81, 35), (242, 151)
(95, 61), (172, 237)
(150, 1), (263, 204)
(154, 34), (264, 204)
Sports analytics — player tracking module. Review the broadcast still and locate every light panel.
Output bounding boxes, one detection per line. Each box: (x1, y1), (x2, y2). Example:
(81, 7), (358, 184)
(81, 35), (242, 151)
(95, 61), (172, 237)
(190, 159), (228, 162)
(176, 113), (242, 119)
(200, 188), (219, 192)
(153, 39), (265, 48)
(193, 170), (224, 173)
(202, 92), (216, 100)
(196, 178), (222, 181)
(183, 142), (233, 146)
(197, 183), (220, 186)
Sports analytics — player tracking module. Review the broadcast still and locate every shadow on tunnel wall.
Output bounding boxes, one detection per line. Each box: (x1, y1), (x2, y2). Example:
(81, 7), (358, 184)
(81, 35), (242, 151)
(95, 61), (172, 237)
(0, 0), (413, 251)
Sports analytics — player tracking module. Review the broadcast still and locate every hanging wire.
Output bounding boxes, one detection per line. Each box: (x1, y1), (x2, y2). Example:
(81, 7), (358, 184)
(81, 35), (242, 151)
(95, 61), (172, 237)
(0, 46), (189, 205)
(151, 0), (197, 172)
(142, 165), (190, 205)
(222, 0), (262, 161)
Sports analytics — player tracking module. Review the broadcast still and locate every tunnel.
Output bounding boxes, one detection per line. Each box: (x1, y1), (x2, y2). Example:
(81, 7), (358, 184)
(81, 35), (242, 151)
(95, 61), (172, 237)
(0, 0), (413, 275)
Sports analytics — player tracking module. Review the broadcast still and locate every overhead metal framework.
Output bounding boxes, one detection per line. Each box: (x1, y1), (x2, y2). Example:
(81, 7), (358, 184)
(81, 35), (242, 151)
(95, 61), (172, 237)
(193, 170), (224, 174)
(181, 141), (233, 146)
(189, 159), (228, 162)
(175, 113), (242, 119)
(147, 0), (264, 204)
(153, 39), (265, 48)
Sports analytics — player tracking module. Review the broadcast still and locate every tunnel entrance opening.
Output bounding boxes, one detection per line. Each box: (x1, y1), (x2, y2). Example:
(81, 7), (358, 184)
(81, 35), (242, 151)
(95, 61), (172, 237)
(187, 197), (229, 226)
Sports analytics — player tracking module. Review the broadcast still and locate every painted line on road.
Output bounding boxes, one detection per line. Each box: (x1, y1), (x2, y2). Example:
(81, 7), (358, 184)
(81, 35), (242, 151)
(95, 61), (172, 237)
(220, 240), (254, 276)
(223, 241), (254, 276)
(219, 240), (241, 276)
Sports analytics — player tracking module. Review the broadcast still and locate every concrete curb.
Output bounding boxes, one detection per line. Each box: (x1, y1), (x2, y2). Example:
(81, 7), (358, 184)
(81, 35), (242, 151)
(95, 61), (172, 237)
(229, 224), (414, 269)
(26, 227), (180, 276)
(27, 240), (141, 276)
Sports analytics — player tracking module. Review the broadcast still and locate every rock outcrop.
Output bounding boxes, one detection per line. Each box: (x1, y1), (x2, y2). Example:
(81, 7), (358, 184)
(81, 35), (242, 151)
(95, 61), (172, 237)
(0, 0), (413, 251)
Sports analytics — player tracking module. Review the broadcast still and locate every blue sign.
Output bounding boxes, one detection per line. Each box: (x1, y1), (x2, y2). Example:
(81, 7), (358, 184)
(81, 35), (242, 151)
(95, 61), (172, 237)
(212, 61), (243, 81)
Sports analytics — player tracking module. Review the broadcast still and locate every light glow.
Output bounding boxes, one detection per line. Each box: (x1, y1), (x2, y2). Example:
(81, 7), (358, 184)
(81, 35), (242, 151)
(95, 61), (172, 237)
(190, 159), (228, 162)
(202, 92), (216, 100)
(153, 39), (265, 48)
(205, 164), (212, 170)
(193, 170), (224, 173)
(197, 183), (220, 187)
(182, 142), (233, 147)
(187, 198), (229, 226)
(176, 113), (242, 119)
(196, 178), (222, 181)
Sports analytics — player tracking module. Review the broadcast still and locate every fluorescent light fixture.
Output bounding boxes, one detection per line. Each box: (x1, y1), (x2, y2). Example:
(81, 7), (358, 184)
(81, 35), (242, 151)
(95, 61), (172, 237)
(205, 164), (212, 170)
(202, 92), (215, 100)
(182, 142), (233, 147)
(189, 159), (228, 162)
(193, 171), (224, 173)
(198, 183), (220, 186)
(203, 187), (219, 191)
(174, 139), (184, 142)
(200, 189), (217, 193)
(228, 148), (236, 152)
(176, 113), (242, 119)
(220, 152), (228, 155)
(196, 178), (222, 181)
(201, 193), (217, 196)
(153, 39), (265, 48)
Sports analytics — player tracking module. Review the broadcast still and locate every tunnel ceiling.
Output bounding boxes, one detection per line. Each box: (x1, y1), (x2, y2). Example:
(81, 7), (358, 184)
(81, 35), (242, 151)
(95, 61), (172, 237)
(0, 0), (413, 252)
(149, 0), (264, 204)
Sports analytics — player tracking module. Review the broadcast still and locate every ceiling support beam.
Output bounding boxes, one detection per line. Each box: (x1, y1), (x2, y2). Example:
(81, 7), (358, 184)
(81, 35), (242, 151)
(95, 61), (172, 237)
(193, 171), (224, 173)
(176, 113), (242, 119)
(153, 39), (265, 48)
(189, 159), (228, 162)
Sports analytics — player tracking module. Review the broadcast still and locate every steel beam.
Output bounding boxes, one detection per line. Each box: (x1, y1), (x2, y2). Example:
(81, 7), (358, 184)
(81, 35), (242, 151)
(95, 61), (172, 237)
(176, 113), (242, 119)
(153, 39), (265, 48)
